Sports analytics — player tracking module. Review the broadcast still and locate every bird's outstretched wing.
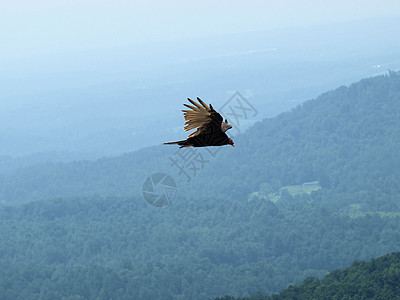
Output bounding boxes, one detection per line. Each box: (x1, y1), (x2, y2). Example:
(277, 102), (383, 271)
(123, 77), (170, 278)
(164, 97), (235, 148)
(182, 97), (224, 138)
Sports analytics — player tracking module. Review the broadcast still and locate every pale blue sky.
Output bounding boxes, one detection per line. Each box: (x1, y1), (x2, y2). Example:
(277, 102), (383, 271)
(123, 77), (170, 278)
(1, 0), (400, 60)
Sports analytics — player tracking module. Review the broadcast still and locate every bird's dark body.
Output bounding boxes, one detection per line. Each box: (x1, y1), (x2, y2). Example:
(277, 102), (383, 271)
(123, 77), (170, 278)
(171, 129), (231, 148)
(164, 97), (234, 148)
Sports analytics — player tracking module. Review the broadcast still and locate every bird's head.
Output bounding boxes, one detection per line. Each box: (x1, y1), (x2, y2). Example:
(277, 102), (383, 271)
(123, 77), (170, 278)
(228, 138), (235, 147)
(221, 119), (232, 132)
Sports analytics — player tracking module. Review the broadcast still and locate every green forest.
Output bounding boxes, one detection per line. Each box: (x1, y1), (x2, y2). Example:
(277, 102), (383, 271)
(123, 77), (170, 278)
(1, 72), (400, 299)
(215, 252), (400, 299)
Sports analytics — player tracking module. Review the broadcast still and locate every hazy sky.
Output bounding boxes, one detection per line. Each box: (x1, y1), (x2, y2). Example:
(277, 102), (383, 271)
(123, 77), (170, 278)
(1, 0), (400, 60)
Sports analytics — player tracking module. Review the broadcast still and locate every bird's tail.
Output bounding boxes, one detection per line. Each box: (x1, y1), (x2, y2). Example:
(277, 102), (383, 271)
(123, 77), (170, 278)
(164, 140), (192, 148)
(163, 140), (185, 145)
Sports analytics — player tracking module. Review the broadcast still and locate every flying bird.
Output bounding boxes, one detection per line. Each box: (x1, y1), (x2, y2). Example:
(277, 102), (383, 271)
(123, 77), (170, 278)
(164, 97), (235, 148)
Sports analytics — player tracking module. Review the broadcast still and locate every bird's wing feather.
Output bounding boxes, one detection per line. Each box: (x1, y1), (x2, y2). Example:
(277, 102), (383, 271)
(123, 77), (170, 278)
(182, 98), (211, 132)
(182, 97), (225, 138)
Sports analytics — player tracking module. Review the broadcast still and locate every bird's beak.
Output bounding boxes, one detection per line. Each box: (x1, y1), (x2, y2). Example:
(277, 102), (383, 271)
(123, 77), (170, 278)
(232, 143), (235, 147)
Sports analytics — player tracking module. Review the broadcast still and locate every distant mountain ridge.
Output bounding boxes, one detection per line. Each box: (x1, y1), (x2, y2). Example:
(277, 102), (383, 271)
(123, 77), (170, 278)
(1, 71), (400, 209)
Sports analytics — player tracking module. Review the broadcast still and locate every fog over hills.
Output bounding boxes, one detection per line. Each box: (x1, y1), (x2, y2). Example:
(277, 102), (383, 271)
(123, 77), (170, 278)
(1, 17), (399, 160)
(1, 71), (400, 209)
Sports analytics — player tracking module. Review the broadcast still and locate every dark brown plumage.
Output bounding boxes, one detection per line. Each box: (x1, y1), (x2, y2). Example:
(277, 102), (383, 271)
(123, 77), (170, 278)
(164, 97), (234, 148)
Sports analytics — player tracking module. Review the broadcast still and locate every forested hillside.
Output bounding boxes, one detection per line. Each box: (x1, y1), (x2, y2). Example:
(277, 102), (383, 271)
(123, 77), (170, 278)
(206, 71), (400, 207)
(1, 72), (400, 213)
(1, 72), (400, 299)
(1, 195), (400, 299)
(215, 252), (400, 299)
